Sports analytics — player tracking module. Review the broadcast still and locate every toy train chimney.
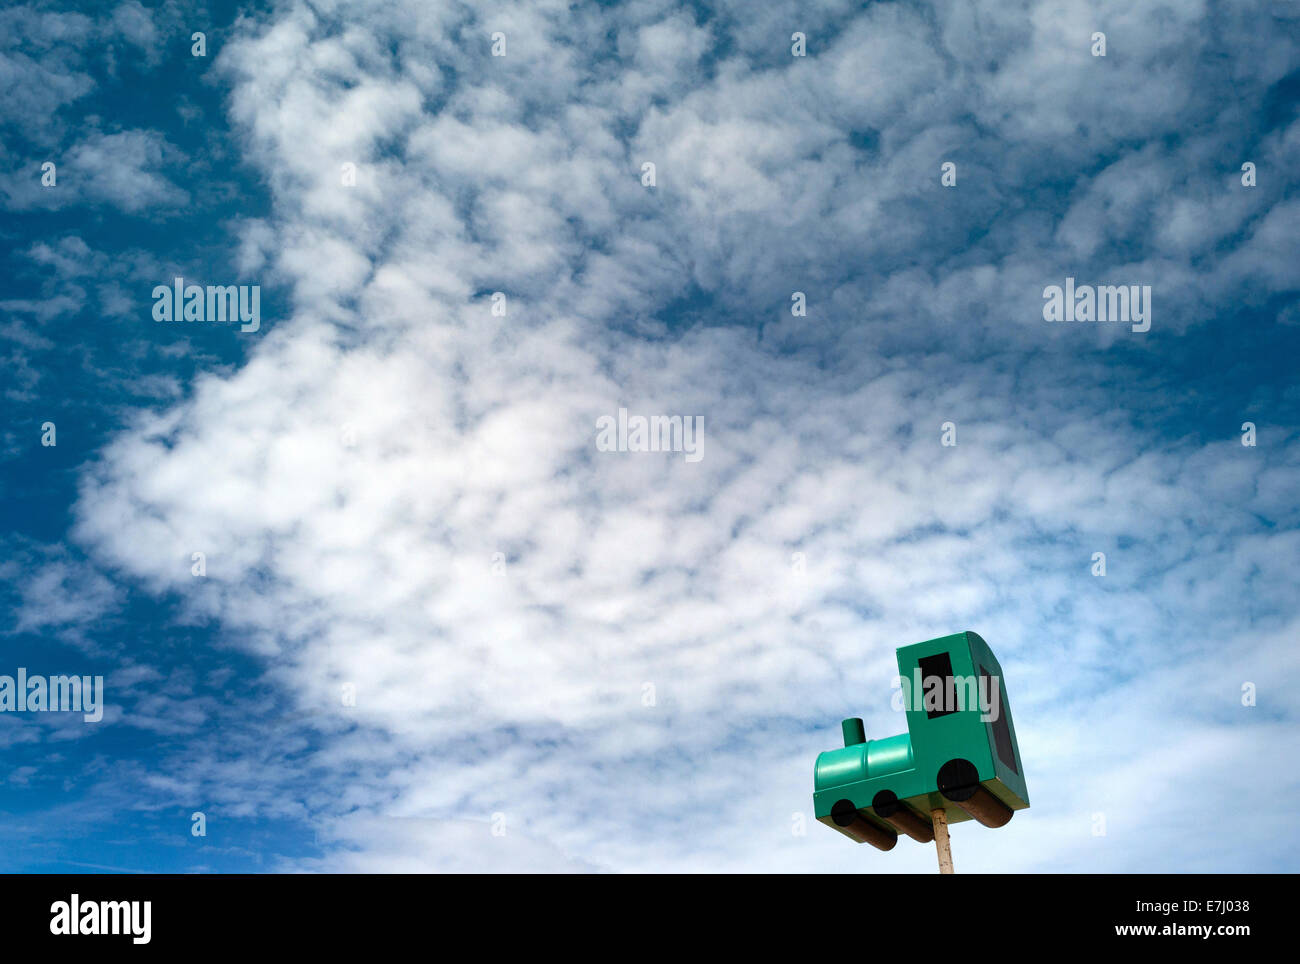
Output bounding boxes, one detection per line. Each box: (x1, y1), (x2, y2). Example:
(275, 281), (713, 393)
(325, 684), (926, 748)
(841, 717), (866, 746)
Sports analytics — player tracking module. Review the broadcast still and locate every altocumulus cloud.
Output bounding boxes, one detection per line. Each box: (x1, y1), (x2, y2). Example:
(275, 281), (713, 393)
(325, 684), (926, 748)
(7, 0), (1300, 871)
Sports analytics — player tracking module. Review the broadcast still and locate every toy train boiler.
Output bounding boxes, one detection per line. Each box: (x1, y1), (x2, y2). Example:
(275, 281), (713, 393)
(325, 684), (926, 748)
(813, 631), (1029, 850)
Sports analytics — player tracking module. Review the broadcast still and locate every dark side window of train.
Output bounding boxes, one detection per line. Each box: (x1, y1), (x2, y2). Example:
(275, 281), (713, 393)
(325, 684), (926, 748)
(981, 664), (1018, 774)
(918, 652), (956, 719)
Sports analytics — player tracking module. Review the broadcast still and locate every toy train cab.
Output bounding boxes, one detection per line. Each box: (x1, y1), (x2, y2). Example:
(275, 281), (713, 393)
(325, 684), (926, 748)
(813, 631), (1029, 850)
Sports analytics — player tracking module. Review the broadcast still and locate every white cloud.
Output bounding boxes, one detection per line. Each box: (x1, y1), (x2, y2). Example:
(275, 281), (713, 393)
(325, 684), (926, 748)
(27, 0), (1300, 871)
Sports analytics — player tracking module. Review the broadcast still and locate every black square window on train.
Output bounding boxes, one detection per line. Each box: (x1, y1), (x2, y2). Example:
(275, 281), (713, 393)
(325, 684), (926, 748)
(917, 652), (957, 719)
(980, 664), (1019, 775)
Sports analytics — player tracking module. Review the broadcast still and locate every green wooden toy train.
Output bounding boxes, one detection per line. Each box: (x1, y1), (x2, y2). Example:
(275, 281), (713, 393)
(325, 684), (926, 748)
(813, 631), (1029, 849)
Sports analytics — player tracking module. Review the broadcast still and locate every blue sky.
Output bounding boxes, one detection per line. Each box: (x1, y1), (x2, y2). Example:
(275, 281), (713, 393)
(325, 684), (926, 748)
(1, 0), (1299, 872)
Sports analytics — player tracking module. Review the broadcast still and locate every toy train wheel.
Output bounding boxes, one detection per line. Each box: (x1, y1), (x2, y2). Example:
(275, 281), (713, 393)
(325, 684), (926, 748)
(830, 798), (898, 851)
(936, 758), (1013, 828)
(870, 789), (934, 843)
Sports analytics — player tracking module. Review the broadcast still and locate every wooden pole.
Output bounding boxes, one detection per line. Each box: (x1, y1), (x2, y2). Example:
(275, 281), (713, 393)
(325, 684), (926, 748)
(931, 807), (954, 874)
